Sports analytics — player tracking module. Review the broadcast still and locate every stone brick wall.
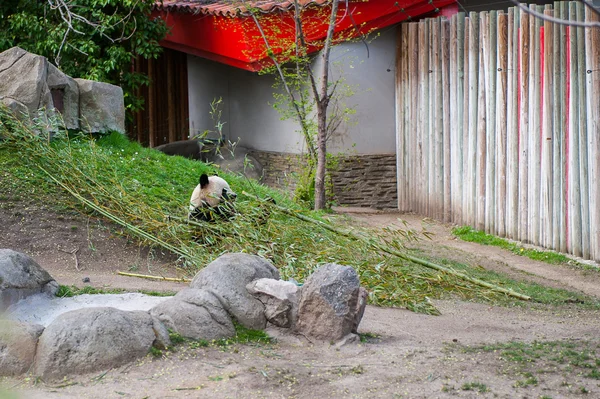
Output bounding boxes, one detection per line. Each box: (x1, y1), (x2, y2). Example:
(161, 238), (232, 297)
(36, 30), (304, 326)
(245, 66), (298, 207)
(250, 150), (398, 209)
(329, 154), (398, 209)
(249, 151), (305, 194)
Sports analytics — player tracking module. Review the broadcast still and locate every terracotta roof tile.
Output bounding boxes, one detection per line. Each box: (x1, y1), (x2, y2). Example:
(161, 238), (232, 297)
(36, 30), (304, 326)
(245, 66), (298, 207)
(154, 0), (329, 17)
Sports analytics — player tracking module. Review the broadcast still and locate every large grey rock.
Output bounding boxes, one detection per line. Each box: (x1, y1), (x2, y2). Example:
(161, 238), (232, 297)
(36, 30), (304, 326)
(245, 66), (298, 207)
(0, 249), (58, 311)
(155, 139), (204, 160)
(295, 263), (363, 342)
(0, 47), (49, 116)
(191, 253), (280, 330)
(0, 320), (44, 376)
(1, 97), (30, 123)
(76, 78), (125, 133)
(47, 63), (79, 129)
(150, 288), (234, 341)
(246, 279), (300, 328)
(34, 307), (156, 380)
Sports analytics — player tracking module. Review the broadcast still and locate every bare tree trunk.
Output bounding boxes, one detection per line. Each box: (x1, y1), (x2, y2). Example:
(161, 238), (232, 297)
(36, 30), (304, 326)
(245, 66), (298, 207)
(314, 104), (328, 210)
(313, 0), (339, 210)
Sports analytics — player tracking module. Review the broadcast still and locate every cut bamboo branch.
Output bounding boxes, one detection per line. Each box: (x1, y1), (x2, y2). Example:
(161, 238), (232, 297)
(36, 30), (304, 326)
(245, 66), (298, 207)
(39, 166), (202, 264)
(243, 191), (531, 301)
(117, 271), (191, 283)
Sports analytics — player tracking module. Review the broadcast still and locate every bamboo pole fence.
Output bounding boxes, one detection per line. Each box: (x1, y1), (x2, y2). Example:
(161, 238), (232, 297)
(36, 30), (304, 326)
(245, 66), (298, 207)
(396, 1), (600, 262)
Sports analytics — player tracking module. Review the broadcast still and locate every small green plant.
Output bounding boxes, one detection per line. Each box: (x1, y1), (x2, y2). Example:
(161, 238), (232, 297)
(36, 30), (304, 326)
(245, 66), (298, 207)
(358, 332), (380, 343)
(168, 330), (185, 345)
(149, 347), (163, 358)
(514, 372), (538, 387)
(214, 322), (273, 347)
(461, 382), (488, 392)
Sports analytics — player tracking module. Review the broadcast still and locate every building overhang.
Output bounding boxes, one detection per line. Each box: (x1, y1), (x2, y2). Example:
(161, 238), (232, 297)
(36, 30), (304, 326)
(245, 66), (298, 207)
(153, 0), (457, 72)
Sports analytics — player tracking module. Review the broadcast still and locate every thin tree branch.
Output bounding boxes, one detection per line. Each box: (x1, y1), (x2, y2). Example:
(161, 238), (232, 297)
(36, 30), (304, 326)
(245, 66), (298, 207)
(508, 0), (600, 28)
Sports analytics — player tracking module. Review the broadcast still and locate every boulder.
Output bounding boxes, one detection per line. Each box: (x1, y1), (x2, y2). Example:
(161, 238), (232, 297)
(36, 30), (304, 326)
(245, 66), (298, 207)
(246, 279), (300, 328)
(0, 249), (58, 310)
(150, 288), (234, 341)
(0, 47), (49, 117)
(191, 253), (280, 330)
(34, 307), (156, 380)
(1, 97), (30, 123)
(0, 320), (44, 376)
(47, 63), (79, 129)
(155, 139), (204, 160)
(75, 78), (125, 133)
(295, 263), (363, 342)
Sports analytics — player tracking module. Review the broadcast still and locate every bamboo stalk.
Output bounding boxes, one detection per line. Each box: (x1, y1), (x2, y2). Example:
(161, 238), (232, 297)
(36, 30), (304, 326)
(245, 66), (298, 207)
(243, 192), (531, 301)
(117, 271), (191, 283)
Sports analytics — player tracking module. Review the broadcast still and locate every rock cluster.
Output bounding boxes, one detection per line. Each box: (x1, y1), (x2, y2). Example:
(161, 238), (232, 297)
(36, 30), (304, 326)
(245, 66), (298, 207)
(0, 47), (125, 133)
(0, 249), (367, 380)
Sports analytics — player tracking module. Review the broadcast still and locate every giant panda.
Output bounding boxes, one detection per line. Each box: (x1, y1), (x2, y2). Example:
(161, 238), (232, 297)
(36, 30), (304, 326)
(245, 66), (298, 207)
(188, 174), (237, 222)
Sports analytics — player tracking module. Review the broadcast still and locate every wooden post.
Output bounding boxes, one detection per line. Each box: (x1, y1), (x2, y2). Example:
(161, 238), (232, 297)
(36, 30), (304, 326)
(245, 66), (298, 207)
(552, 2), (561, 251)
(450, 15), (459, 223)
(477, 12), (488, 232)
(147, 57), (156, 148)
(462, 15), (471, 226)
(528, 5), (541, 246)
(585, 3), (600, 261)
(454, 12), (468, 223)
(518, 11), (529, 242)
(467, 12), (479, 228)
(506, 7), (519, 239)
(556, 1), (568, 253)
(167, 51), (177, 144)
(408, 23), (419, 213)
(432, 18), (444, 220)
(396, 24), (408, 212)
(442, 19), (452, 222)
(568, 2), (582, 257)
(576, 2), (589, 259)
(541, 8), (554, 250)
(496, 12), (508, 237)
(486, 11), (498, 234)
(418, 20), (430, 216)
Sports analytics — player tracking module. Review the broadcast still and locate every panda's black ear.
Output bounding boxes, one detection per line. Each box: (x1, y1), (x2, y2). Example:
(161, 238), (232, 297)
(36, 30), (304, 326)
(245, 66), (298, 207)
(199, 174), (209, 188)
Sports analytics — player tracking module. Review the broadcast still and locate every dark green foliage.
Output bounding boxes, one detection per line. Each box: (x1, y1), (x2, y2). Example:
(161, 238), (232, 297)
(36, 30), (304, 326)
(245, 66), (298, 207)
(0, 0), (167, 117)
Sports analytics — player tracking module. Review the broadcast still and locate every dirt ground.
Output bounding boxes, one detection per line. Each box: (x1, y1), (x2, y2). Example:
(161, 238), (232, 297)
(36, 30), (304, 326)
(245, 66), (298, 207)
(2, 200), (600, 399)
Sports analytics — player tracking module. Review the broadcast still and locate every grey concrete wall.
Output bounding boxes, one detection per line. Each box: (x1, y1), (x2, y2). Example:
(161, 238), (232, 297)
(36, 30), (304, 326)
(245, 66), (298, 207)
(187, 55), (231, 140)
(186, 27), (398, 155)
(316, 28), (397, 155)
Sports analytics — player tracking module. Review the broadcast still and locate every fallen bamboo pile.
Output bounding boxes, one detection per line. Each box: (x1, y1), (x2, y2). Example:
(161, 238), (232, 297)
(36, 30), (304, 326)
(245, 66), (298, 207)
(243, 191), (531, 301)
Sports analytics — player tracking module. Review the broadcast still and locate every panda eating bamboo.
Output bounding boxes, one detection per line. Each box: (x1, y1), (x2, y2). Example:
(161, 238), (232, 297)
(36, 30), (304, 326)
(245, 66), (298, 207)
(188, 174), (237, 222)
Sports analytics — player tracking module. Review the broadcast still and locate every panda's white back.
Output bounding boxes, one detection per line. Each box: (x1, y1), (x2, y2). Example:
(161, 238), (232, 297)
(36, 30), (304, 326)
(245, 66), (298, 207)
(189, 175), (233, 209)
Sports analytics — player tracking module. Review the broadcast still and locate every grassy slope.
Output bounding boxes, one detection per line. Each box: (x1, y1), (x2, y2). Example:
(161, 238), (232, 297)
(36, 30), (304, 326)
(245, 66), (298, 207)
(1, 111), (598, 314)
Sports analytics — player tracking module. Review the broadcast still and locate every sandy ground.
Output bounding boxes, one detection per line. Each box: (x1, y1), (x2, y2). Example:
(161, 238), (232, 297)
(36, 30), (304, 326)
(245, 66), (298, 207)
(1, 201), (600, 398)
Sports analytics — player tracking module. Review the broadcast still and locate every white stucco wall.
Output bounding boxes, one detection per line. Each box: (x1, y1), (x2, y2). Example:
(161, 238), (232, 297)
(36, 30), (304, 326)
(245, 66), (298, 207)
(186, 27), (397, 155)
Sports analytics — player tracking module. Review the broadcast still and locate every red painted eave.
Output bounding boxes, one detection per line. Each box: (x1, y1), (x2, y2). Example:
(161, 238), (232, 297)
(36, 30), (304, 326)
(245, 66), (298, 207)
(153, 0), (457, 71)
